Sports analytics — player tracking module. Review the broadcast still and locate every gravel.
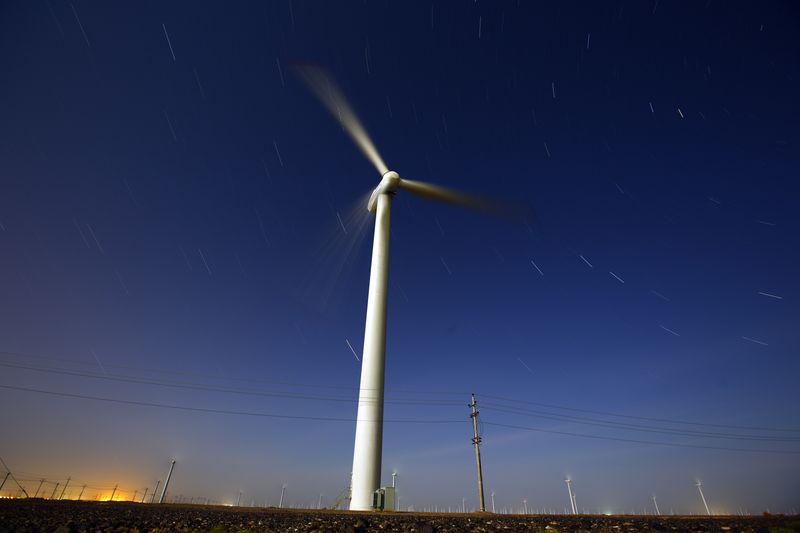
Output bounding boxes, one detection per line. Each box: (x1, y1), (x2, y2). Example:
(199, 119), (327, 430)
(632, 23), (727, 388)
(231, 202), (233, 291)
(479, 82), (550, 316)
(1, 500), (797, 533)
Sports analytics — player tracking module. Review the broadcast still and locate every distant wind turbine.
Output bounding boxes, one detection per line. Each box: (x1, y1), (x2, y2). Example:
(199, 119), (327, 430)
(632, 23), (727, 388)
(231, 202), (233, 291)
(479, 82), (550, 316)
(695, 481), (711, 515)
(296, 65), (524, 511)
(565, 479), (577, 514)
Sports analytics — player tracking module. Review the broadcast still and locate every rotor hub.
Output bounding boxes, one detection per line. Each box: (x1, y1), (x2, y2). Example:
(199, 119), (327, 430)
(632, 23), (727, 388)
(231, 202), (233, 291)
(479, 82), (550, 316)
(368, 171), (400, 212)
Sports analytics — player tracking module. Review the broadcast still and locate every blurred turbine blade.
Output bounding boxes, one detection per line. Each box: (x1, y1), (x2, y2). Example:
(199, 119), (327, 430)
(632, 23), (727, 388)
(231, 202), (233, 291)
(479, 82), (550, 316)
(294, 65), (388, 176)
(398, 179), (520, 219)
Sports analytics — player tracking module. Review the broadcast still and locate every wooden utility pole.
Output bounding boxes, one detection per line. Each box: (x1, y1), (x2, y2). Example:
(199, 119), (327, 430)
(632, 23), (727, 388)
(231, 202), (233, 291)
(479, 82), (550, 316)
(469, 393), (486, 512)
(59, 477), (70, 499)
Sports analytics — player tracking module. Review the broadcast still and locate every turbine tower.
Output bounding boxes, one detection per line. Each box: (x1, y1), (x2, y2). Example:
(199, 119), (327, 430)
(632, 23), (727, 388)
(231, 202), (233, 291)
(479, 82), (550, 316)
(296, 65), (518, 511)
(695, 481), (711, 516)
(565, 479), (577, 515)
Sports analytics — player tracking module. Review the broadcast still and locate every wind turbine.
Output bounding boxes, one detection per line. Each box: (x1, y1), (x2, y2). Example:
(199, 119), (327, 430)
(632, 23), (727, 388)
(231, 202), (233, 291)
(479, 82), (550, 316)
(695, 481), (711, 516)
(565, 479), (577, 515)
(295, 66), (520, 511)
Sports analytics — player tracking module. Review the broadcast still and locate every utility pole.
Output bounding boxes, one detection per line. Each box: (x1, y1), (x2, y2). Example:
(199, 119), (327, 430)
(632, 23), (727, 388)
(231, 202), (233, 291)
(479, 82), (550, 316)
(652, 495), (660, 515)
(159, 460), (176, 504)
(110, 484), (118, 501)
(151, 481), (160, 503)
(0, 472), (9, 494)
(0, 458), (29, 498)
(469, 393), (486, 512)
(78, 485), (86, 501)
(236, 491), (242, 507)
(33, 479), (45, 498)
(141, 488), (148, 503)
(491, 491), (496, 513)
(59, 477), (70, 500)
(133, 490), (138, 502)
(50, 483), (60, 500)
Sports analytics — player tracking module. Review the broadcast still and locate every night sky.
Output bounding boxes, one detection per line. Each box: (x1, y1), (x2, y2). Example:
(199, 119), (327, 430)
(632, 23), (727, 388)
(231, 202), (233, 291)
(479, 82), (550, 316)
(1, 0), (799, 514)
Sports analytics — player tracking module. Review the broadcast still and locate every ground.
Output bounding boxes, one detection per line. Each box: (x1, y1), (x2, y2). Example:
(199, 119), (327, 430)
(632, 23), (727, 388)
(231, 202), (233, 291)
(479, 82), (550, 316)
(1, 500), (798, 533)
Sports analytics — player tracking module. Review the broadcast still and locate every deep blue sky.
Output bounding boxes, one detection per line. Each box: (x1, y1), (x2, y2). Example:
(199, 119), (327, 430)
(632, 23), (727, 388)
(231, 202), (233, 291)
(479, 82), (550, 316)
(1, 0), (798, 514)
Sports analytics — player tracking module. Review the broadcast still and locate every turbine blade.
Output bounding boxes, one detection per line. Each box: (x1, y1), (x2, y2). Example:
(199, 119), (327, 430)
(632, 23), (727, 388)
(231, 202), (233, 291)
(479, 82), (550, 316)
(293, 64), (388, 176)
(398, 179), (519, 219)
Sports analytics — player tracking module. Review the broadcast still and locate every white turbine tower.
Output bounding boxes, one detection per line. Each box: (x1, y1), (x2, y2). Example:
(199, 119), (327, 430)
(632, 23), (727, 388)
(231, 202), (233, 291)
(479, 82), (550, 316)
(695, 481), (711, 516)
(565, 479), (577, 515)
(296, 66), (519, 511)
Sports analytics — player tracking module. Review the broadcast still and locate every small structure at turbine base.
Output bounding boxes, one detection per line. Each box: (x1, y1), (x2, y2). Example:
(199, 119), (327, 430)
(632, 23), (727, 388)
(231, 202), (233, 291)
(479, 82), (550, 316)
(372, 486), (395, 511)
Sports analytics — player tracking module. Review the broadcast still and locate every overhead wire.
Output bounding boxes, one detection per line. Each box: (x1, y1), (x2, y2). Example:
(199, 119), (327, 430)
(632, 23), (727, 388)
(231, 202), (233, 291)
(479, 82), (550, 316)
(0, 384), (465, 424)
(4, 349), (797, 434)
(481, 421), (800, 455)
(3, 382), (797, 457)
(0, 359), (463, 406)
(3, 351), (799, 457)
(0, 350), (467, 398)
(479, 393), (800, 434)
(479, 403), (800, 442)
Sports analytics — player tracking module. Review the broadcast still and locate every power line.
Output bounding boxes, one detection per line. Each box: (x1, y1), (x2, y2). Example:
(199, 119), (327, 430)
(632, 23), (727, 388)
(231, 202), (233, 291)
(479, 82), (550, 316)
(4, 381), (796, 457)
(0, 360), (462, 406)
(480, 404), (800, 442)
(4, 348), (798, 435)
(481, 421), (800, 455)
(480, 393), (800, 434)
(0, 383), (465, 424)
(0, 350), (466, 398)
(8, 358), (794, 442)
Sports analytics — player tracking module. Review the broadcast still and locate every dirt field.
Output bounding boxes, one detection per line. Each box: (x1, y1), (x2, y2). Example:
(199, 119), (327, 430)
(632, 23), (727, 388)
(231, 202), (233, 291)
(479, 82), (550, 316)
(1, 499), (797, 533)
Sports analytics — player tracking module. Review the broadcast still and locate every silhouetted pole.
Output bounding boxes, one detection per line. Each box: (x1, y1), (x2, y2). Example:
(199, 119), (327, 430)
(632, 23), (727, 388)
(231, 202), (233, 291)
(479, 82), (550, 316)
(59, 477), (70, 499)
(469, 394), (486, 512)
(151, 480), (160, 503)
(110, 484), (118, 501)
(33, 479), (45, 498)
(50, 483), (60, 499)
(133, 490), (138, 502)
(0, 457), (28, 498)
(236, 491), (242, 506)
(159, 460), (176, 504)
(78, 485), (86, 501)
(141, 488), (148, 503)
(0, 472), (10, 494)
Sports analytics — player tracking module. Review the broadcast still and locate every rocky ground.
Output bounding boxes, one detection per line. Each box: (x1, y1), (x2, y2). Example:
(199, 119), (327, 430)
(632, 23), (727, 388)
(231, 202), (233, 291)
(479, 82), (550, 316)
(1, 500), (797, 533)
